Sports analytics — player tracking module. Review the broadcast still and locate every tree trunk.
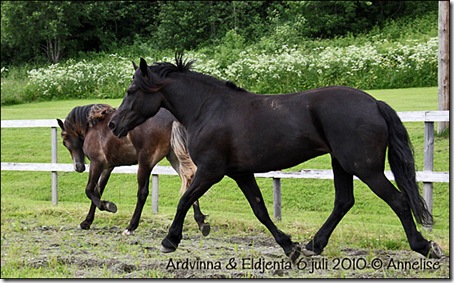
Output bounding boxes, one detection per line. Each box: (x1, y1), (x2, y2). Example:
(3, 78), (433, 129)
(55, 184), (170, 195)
(42, 37), (62, 64)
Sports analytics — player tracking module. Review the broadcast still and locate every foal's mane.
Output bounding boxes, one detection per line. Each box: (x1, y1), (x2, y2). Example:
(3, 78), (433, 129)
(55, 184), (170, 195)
(64, 104), (114, 137)
(87, 104), (116, 127)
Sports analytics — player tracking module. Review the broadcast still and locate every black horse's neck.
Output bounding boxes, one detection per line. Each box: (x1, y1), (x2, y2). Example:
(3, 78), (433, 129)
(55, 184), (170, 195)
(160, 72), (247, 128)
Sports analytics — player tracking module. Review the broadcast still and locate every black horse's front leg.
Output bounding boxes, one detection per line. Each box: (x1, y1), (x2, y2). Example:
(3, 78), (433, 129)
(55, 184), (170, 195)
(161, 172), (222, 253)
(123, 165), (152, 235)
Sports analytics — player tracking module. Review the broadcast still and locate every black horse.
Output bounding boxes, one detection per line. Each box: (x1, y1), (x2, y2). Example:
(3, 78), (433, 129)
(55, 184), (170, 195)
(109, 56), (443, 260)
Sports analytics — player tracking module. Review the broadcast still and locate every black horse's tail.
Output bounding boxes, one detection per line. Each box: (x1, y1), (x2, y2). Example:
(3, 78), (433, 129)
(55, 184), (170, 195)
(377, 101), (433, 226)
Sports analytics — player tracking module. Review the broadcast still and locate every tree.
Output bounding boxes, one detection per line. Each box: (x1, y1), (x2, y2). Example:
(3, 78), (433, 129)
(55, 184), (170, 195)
(1, 1), (81, 63)
(1, 1), (160, 65)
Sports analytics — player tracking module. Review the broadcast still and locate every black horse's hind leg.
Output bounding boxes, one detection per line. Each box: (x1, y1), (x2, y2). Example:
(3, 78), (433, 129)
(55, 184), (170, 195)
(361, 173), (439, 258)
(123, 165), (152, 235)
(192, 200), (210, 236)
(305, 157), (354, 255)
(233, 174), (301, 261)
(80, 168), (113, 229)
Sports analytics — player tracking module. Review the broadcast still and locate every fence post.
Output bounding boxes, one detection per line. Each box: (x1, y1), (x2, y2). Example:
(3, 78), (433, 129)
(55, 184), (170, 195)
(152, 174), (159, 213)
(273, 178), (282, 220)
(423, 121), (434, 231)
(51, 127), (58, 205)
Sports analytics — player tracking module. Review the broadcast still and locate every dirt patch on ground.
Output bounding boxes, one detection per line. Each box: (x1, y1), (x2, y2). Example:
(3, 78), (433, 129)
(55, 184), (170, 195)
(1, 220), (449, 278)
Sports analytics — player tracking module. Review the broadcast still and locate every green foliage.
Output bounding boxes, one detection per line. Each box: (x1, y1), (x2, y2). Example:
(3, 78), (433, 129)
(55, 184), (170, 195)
(0, 4), (439, 105)
(1, 1), (159, 65)
(296, 1), (437, 38)
(24, 55), (134, 101)
(1, 1), (438, 66)
(9, 36), (436, 103)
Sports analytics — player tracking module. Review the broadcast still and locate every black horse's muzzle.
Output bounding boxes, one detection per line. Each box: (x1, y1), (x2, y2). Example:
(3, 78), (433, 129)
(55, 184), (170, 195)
(108, 121), (128, 138)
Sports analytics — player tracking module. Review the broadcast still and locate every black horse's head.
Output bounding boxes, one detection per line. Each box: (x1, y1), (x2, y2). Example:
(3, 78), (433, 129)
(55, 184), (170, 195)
(109, 58), (166, 138)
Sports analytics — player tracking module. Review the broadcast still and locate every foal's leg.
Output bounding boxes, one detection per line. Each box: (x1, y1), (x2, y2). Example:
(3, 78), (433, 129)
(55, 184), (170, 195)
(161, 170), (223, 253)
(123, 163), (152, 235)
(361, 173), (442, 258)
(305, 157), (354, 255)
(85, 164), (117, 213)
(80, 167), (114, 229)
(233, 174), (301, 261)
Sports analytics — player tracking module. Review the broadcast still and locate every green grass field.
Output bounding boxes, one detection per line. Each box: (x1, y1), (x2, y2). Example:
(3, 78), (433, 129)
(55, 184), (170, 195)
(1, 87), (450, 278)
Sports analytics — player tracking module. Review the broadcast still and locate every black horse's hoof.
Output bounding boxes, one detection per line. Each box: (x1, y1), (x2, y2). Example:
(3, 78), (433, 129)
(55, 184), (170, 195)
(105, 202), (117, 213)
(200, 223), (211, 237)
(428, 241), (443, 259)
(301, 248), (318, 257)
(285, 243), (302, 262)
(161, 246), (176, 253)
(161, 238), (178, 253)
(305, 241), (323, 256)
(78, 223), (91, 230)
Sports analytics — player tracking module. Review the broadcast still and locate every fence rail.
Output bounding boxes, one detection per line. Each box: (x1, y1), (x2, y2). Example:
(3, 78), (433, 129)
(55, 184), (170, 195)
(1, 110), (449, 222)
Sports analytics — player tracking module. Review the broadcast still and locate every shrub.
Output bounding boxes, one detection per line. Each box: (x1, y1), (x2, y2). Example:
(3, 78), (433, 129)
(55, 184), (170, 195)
(21, 36), (437, 101)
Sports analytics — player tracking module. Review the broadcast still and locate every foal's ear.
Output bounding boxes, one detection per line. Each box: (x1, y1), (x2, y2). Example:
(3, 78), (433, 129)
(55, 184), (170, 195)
(132, 61), (138, 71)
(57, 119), (64, 130)
(139, 57), (148, 78)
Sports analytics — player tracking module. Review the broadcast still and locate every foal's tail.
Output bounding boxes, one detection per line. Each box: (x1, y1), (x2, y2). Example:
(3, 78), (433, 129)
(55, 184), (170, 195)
(377, 101), (432, 226)
(170, 121), (197, 194)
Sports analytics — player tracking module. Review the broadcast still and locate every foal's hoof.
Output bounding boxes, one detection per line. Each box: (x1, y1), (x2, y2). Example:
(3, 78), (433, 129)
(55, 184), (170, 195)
(200, 223), (211, 237)
(428, 241), (443, 259)
(122, 229), (133, 236)
(285, 243), (302, 262)
(105, 202), (117, 213)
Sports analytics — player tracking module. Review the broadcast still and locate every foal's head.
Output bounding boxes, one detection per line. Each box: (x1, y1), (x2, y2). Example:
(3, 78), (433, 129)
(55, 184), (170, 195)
(57, 104), (113, 172)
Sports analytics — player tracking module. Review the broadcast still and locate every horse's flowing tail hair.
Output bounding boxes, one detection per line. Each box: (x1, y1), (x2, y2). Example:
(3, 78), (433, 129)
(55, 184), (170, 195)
(170, 121), (197, 194)
(377, 101), (433, 226)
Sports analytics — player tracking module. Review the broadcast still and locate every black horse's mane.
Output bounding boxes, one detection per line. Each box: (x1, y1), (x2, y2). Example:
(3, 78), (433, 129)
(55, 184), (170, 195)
(141, 54), (247, 92)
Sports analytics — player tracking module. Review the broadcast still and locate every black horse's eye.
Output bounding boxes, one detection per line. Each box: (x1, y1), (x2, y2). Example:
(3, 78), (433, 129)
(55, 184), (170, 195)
(127, 83), (137, 95)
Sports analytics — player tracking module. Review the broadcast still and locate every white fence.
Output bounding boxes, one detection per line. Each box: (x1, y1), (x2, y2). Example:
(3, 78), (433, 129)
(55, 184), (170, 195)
(1, 111), (449, 222)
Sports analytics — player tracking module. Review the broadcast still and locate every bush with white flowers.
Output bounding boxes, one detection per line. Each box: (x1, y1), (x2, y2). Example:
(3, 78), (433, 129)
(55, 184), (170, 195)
(25, 37), (437, 99)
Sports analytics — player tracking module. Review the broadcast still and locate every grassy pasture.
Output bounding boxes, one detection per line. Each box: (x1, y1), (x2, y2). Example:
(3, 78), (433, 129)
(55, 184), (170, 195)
(0, 87), (449, 278)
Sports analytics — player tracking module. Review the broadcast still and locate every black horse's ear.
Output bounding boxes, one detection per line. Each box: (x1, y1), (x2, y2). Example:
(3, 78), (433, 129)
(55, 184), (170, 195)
(57, 119), (64, 130)
(139, 58), (148, 78)
(132, 61), (138, 71)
